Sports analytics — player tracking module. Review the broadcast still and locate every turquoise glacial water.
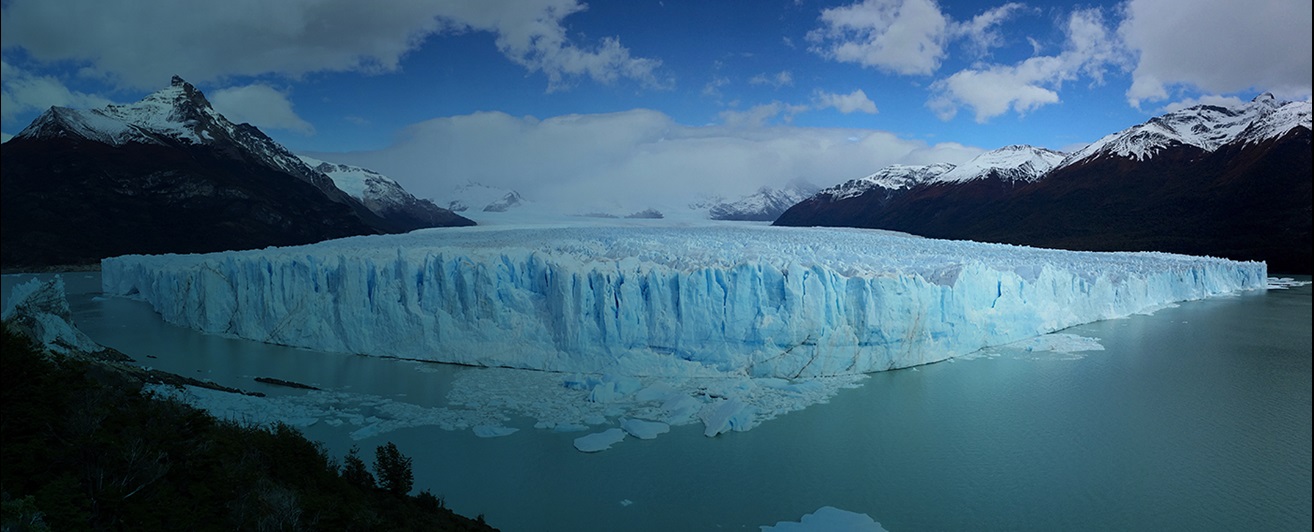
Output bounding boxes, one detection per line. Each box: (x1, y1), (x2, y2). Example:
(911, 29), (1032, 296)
(4, 273), (1310, 531)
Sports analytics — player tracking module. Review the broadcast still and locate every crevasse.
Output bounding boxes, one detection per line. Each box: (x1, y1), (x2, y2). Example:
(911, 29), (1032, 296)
(101, 224), (1267, 378)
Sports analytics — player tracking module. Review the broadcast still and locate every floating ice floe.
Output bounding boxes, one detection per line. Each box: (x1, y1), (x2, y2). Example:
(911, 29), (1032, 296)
(957, 332), (1106, 362)
(620, 418), (670, 439)
(1009, 333), (1105, 354)
(760, 506), (888, 531)
(472, 425), (519, 438)
(1267, 277), (1313, 289)
(574, 429), (627, 453)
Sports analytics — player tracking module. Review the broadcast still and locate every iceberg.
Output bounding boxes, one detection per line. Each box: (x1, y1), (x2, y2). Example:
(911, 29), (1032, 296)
(3, 277), (106, 356)
(101, 223), (1266, 379)
(574, 428), (627, 452)
(702, 398), (755, 437)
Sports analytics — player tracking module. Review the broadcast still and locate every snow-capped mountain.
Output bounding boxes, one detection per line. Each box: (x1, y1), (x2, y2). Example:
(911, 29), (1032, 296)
(815, 163), (955, 202)
(298, 156), (471, 231)
(444, 182), (526, 213)
(1061, 93), (1312, 165)
(16, 75), (346, 201)
(934, 145), (1066, 183)
(1, 76), (472, 269)
(706, 181), (821, 221)
(777, 94), (1312, 273)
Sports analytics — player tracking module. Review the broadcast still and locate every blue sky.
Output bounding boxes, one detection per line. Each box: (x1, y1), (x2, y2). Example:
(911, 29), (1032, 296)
(2, 0), (1310, 211)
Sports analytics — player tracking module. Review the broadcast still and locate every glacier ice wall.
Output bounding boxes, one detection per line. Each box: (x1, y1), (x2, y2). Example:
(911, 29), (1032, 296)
(101, 224), (1266, 378)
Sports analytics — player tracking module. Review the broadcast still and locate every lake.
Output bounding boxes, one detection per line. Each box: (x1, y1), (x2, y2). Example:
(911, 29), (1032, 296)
(3, 272), (1309, 531)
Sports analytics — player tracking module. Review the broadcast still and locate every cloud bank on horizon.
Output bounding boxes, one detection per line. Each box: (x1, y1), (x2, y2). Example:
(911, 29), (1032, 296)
(2, 0), (1310, 211)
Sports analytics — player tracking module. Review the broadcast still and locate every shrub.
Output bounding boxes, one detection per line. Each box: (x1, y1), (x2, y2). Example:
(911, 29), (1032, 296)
(373, 442), (414, 497)
(341, 446), (376, 490)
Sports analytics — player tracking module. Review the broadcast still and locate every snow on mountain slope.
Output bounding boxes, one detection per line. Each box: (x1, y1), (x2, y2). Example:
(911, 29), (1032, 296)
(1235, 97), (1313, 145)
(15, 76), (332, 191)
(445, 182), (526, 213)
(297, 156), (417, 209)
(815, 163), (956, 201)
(707, 181), (820, 221)
(296, 155), (473, 231)
(1062, 94), (1313, 164)
(103, 223), (1264, 380)
(934, 145), (1067, 184)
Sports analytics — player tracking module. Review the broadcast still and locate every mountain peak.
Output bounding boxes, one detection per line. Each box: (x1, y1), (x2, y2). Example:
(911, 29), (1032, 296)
(1062, 93), (1311, 165)
(706, 181), (821, 221)
(147, 75), (214, 115)
(810, 163), (955, 202)
(934, 144), (1066, 184)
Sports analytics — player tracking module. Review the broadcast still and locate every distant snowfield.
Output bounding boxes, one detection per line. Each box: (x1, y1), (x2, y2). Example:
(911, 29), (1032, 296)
(106, 218), (1266, 450)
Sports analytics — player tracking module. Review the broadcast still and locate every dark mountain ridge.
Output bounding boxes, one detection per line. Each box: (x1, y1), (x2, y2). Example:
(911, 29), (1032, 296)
(776, 95), (1312, 273)
(1, 76), (473, 270)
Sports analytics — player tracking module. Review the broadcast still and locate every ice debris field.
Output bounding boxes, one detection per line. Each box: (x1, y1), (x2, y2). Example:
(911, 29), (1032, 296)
(100, 222), (1267, 450)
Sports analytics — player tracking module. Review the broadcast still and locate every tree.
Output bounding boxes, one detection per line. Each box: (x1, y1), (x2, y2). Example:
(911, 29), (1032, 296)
(341, 445), (375, 490)
(373, 442), (413, 496)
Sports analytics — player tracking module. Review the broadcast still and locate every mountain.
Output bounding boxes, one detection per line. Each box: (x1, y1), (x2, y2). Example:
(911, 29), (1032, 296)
(702, 180), (821, 221)
(775, 146), (1062, 228)
(443, 182), (526, 213)
(818, 163), (956, 200)
(1059, 92), (1305, 164)
(771, 164), (953, 226)
(776, 94), (1313, 273)
(297, 156), (473, 232)
(1, 76), (472, 269)
(932, 145), (1066, 183)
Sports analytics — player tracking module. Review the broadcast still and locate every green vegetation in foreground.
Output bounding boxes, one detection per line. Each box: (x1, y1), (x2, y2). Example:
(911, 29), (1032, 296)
(0, 325), (497, 531)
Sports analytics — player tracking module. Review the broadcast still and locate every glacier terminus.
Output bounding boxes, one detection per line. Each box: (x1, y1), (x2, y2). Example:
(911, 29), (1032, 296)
(101, 222), (1266, 380)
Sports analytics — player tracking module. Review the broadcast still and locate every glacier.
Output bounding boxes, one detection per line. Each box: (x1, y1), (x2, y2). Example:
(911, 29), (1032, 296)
(101, 222), (1265, 380)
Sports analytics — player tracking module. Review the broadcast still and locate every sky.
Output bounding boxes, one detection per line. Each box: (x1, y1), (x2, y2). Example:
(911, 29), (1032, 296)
(2, 0), (1310, 213)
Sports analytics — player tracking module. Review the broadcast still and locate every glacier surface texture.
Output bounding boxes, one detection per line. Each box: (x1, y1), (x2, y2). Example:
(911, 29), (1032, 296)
(101, 224), (1265, 378)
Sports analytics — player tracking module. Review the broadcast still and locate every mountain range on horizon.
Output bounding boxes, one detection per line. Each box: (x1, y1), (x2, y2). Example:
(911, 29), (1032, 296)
(0, 76), (473, 270)
(2, 77), (1309, 274)
(777, 93), (1312, 273)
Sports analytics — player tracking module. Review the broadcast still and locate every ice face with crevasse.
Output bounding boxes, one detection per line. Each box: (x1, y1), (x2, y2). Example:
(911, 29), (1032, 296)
(101, 221), (1265, 380)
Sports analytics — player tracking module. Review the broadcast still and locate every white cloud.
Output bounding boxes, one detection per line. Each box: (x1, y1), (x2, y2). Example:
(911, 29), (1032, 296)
(0, 60), (114, 124)
(0, 0), (663, 91)
(702, 76), (731, 98)
(718, 102), (810, 128)
(209, 84), (314, 135)
(749, 71), (795, 88)
(814, 89), (879, 114)
(447, 0), (668, 92)
(808, 0), (951, 75)
(928, 8), (1126, 122)
(1161, 94), (1247, 113)
(1120, 0), (1313, 106)
(719, 89), (877, 128)
(321, 109), (981, 214)
(927, 59), (1062, 122)
(950, 3), (1025, 57)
